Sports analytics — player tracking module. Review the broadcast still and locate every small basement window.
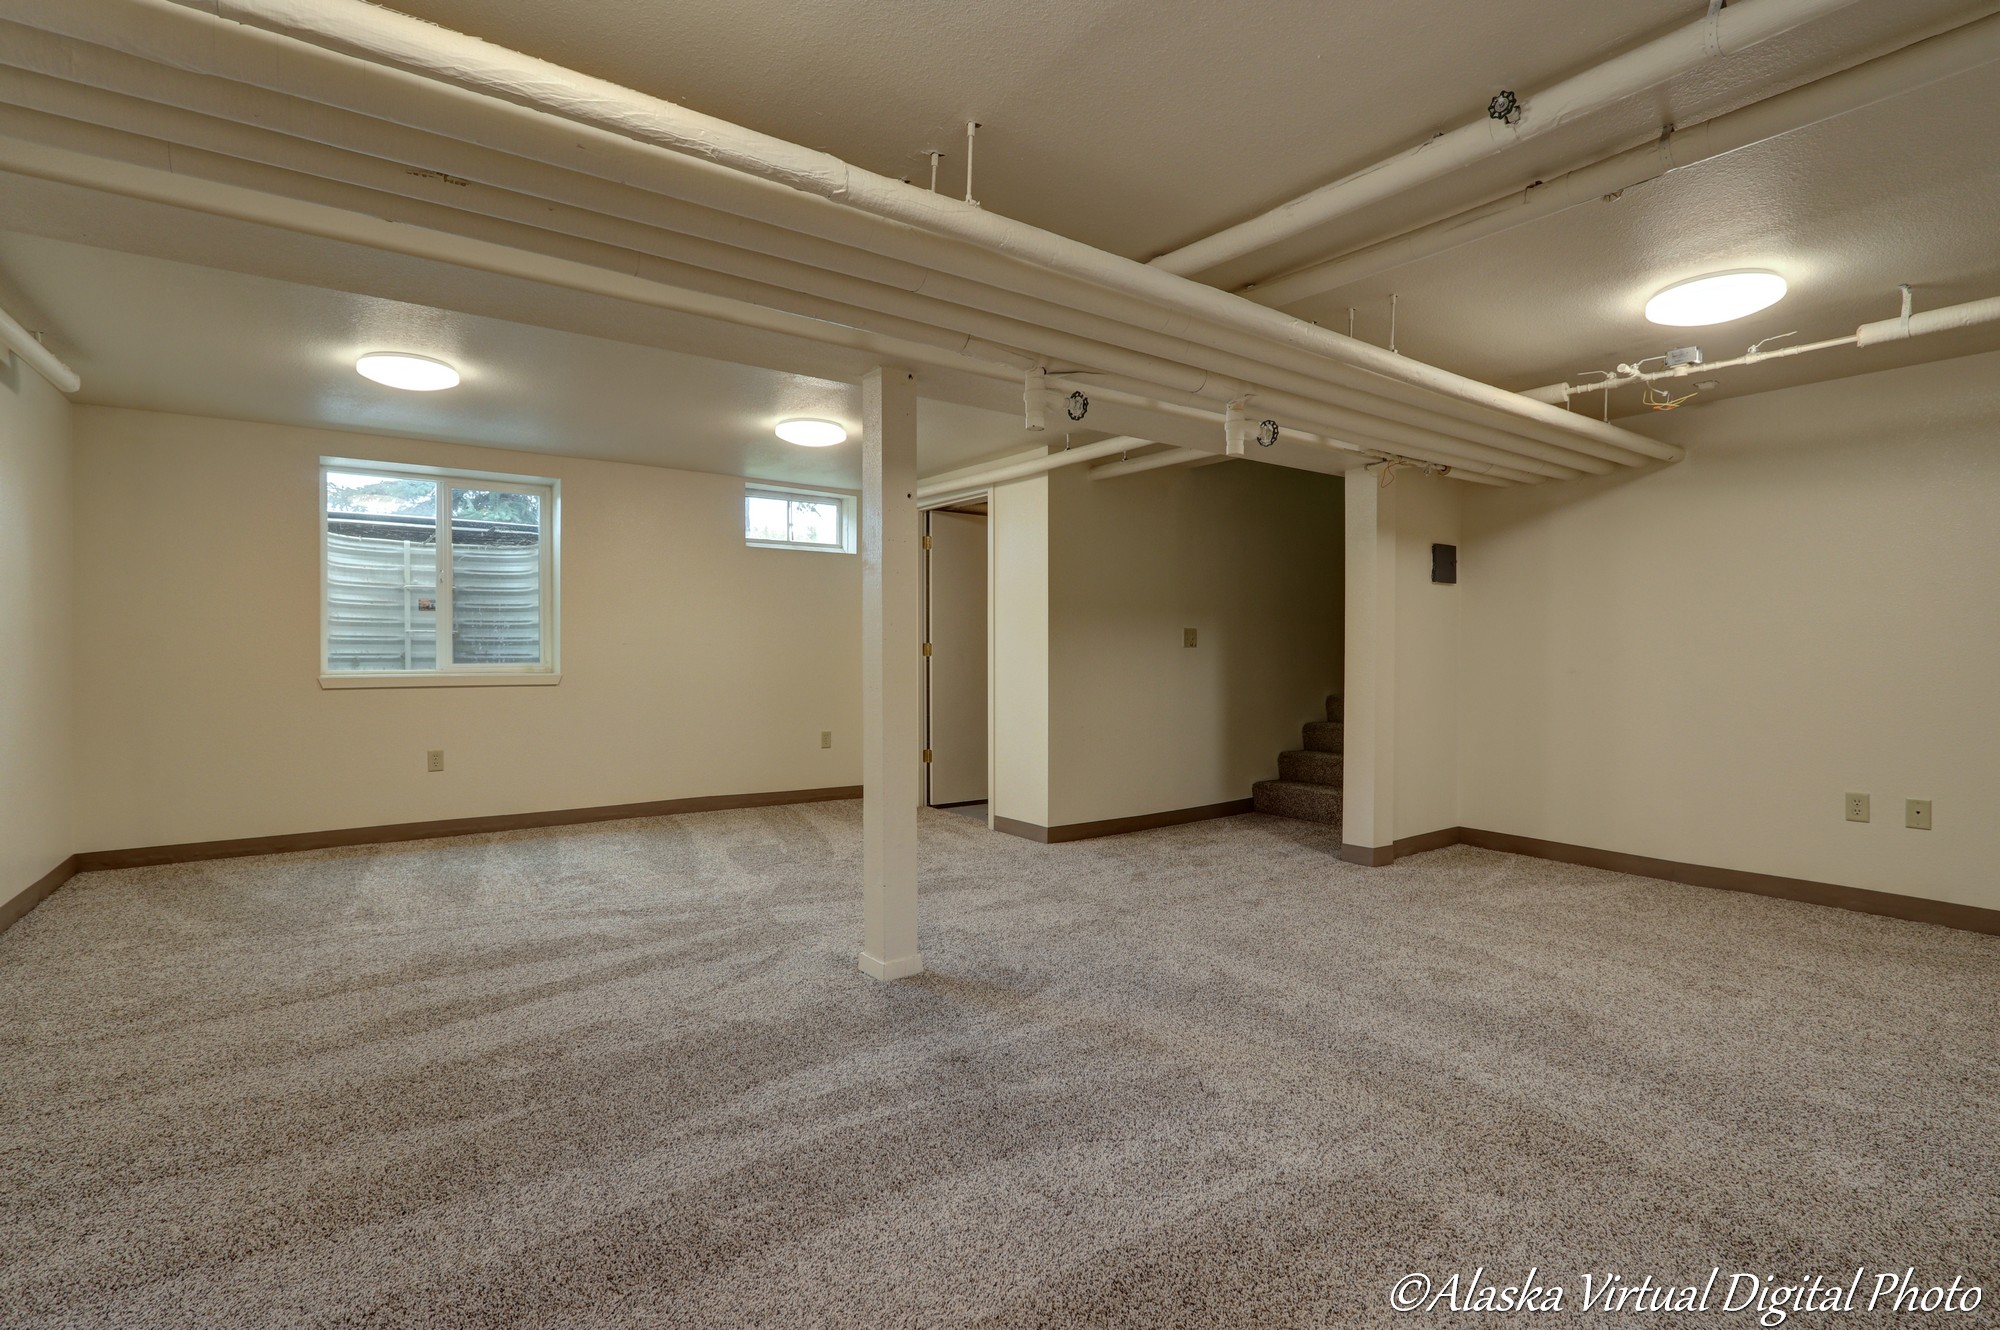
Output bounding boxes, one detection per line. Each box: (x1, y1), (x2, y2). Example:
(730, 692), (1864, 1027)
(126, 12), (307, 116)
(745, 484), (855, 553)
(321, 459), (559, 687)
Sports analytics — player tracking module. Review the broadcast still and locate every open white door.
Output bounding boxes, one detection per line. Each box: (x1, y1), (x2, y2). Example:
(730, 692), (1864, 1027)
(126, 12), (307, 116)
(924, 510), (988, 806)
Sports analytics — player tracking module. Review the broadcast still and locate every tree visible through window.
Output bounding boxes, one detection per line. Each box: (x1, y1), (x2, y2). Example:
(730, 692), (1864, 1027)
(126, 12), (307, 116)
(745, 485), (854, 552)
(323, 462), (558, 678)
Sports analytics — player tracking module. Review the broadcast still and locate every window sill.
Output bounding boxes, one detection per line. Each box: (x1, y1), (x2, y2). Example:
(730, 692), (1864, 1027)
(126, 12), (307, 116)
(319, 672), (562, 690)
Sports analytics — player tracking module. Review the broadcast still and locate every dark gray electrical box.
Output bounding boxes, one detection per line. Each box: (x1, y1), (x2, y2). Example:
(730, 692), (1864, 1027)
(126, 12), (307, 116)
(1432, 543), (1457, 584)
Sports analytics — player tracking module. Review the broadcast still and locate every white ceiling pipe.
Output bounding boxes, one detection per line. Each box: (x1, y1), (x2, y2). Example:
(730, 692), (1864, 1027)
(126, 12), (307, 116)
(0, 72), (1616, 485)
(1856, 294), (2000, 346)
(1528, 293), (2000, 402)
(2, 74), (1566, 494)
(73, 0), (1680, 467)
(0, 299), (80, 393)
(1088, 447), (1216, 480)
(0, 27), (1656, 476)
(0, 123), (1513, 491)
(0, 128), (1349, 489)
(916, 436), (1151, 498)
(1150, 0), (1865, 279)
(0, 132), (1059, 388)
(1250, 6), (2000, 306)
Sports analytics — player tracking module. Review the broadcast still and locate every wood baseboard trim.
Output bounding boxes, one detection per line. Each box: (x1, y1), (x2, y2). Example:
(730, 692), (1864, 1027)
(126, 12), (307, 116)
(2, 855), (80, 935)
(994, 798), (1253, 845)
(1368, 825), (1997, 936)
(1340, 843), (1395, 866)
(72, 786), (864, 873)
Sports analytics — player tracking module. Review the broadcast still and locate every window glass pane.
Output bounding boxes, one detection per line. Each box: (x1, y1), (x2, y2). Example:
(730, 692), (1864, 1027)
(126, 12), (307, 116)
(789, 499), (841, 546)
(746, 494), (789, 542)
(450, 488), (543, 666)
(325, 475), (438, 672)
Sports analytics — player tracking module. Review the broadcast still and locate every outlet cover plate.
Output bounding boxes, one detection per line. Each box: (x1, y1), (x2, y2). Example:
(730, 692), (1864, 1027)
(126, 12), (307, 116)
(1845, 792), (1869, 823)
(1905, 798), (1932, 830)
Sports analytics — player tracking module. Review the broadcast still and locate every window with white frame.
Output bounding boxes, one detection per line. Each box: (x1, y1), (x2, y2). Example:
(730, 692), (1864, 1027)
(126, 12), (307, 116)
(321, 460), (558, 681)
(745, 484), (855, 553)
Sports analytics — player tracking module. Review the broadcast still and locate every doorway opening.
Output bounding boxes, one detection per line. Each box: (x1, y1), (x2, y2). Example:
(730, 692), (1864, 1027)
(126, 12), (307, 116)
(922, 501), (988, 816)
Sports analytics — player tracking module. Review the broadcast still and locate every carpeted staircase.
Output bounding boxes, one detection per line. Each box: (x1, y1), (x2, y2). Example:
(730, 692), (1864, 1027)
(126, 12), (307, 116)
(1252, 693), (1343, 827)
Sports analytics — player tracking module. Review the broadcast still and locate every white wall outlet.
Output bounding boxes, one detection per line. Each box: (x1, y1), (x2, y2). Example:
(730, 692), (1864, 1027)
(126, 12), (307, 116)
(426, 749), (444, 773)
(1845, 792), (1870, 823)
(820, 731), (833, 749)
(1183, 628), (1198, 648)
(1905, 798), (1932, 830)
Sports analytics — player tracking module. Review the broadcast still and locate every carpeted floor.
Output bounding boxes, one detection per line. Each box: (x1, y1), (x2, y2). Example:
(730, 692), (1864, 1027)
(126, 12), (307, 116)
(2, 803), (1995, 1328)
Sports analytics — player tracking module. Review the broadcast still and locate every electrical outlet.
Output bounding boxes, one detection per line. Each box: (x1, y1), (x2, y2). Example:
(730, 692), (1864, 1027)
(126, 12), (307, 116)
(1184, 628), (1198, 648)
(1905, 799), (1932, 830)
(1845, 792), (1870, 823)
(820, 731), (833, 749)
(426, 749), (444, 773)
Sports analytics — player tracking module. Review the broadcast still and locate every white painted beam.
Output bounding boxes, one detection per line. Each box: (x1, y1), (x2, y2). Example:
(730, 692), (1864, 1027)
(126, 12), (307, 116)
(859, 366), (924, 982)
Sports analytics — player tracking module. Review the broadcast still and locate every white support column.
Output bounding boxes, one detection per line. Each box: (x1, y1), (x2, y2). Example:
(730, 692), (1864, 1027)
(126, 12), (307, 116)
(859, 366), (924, 981)
(1342, 469), (1397, 864)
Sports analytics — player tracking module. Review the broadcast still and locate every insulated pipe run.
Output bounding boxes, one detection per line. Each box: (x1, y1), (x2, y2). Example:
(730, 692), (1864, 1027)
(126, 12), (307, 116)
(0, 27), (1644, 478)
(93, 0), (1679, 466)
(916, 435), (1151, 499)
(0, 299), (80, 393)
(1249, 5), (2000, 306)
(1088, 446), (1215, 480)
(1527, 292), (2000, 401)
(1150, 0), (1865, 278)
(0, 69), (1605, 484)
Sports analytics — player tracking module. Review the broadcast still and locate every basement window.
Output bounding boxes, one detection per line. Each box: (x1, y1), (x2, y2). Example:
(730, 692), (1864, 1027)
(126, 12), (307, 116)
(320, 459), (560, 688)
(745, 483), (855, 553)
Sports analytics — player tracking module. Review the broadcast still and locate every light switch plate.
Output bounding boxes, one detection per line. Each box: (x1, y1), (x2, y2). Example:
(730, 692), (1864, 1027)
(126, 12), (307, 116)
(1845, 792), (1869, 823)
(1905, 799), (1932, 830)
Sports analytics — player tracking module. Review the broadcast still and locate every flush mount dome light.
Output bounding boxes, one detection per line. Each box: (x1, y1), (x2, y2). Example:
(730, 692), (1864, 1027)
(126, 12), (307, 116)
(775, 418), (848, 447)
(1644, 270), (1788, 327)
(355, 352), (460, 391)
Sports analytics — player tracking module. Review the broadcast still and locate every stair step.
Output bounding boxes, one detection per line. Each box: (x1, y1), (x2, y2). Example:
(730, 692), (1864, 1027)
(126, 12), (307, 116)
(1326, 693), (1344, 723)
(1302, 720), (1344, 753)
(1253, 780), (1344, 826)
(1279, 749), (1343, 785)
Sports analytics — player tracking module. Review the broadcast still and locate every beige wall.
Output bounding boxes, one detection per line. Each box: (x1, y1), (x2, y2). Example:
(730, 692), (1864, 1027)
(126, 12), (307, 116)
(72, 407), (861, 851)
(0, 361), (74, 898)
(989, 473), (1051, 828)
(1389, 470), (1463, 841)
(1459, 349), (2000, 910)
(1042, 459), (1343, 827)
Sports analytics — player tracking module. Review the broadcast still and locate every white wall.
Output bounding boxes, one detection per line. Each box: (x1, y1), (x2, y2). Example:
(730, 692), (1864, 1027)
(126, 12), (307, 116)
(72, 407), (862, 851)
(1459, 349), (2000, 911)
(1041, 459), (1344, 828)
(0, 360), (74, 899)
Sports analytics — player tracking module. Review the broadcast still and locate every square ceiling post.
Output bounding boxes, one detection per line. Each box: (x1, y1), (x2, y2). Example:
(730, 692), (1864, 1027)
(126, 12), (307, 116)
(1342, 469), (1397, 865)
(859, 366), (924, 981)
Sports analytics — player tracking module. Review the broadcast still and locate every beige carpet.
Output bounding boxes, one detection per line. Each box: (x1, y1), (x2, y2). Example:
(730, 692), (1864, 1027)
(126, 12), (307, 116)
(2, 803), (1994, 1328)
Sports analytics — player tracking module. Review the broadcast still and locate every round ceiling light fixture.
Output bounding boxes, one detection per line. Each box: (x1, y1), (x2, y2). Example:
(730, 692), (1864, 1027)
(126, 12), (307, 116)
(1644, 270), (1788, 327)
(775, 418), (848, 447)
(355, 352), (461, 391)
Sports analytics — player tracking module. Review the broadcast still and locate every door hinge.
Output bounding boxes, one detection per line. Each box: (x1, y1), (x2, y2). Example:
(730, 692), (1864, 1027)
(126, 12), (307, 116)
(921, 749), (934, 763)
(921, 642), (933, 656)
(921, 534), (933, 549)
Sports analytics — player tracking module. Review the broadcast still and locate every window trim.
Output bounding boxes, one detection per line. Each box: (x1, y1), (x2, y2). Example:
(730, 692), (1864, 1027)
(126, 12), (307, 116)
(319, 457), (562, 688)
(744, 482), (857, 554)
